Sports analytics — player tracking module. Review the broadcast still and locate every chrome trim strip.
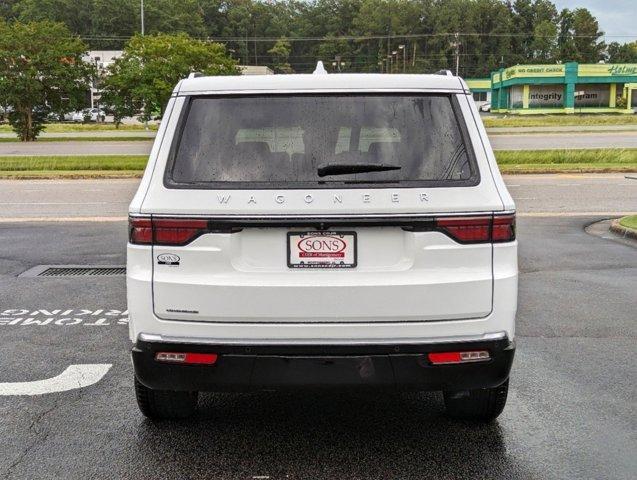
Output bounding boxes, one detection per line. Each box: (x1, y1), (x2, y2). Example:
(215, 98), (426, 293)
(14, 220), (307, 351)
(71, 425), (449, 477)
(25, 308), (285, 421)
(138, 331), (508, 346)
(136, 211), (516, 220)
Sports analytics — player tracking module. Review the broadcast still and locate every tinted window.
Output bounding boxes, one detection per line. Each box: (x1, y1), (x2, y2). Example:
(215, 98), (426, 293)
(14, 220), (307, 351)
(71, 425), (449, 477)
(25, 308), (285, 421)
(167, 94), (477, 188)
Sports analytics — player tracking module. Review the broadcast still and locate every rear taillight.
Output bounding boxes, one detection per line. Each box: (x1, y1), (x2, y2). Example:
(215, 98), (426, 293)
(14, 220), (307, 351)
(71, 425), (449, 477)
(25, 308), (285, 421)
(155, 352), (218, 365)
(427, 350), (490, 365)
(128, 217), (209, 246)
(129, 217), (152, 245)
(436, 216), (491, 243)
(492, 214), (516, 242)
(435, 213), (515, 244)
(129, 213), (516, 246)
(152, 218), (209, 245)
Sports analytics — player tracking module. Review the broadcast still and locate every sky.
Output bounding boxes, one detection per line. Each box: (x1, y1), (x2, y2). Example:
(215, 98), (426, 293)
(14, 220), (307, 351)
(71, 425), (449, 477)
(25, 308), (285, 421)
(552, 0), (637, 43)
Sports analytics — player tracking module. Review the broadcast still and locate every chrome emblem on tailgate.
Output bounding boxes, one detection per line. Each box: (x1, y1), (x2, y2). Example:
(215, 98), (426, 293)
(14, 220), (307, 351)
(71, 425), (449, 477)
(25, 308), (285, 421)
(157, 254), (180, 266)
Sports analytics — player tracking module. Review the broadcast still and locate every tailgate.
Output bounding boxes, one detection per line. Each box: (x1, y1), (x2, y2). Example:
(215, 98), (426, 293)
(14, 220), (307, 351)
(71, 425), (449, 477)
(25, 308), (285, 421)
(152, 221), (493, 323)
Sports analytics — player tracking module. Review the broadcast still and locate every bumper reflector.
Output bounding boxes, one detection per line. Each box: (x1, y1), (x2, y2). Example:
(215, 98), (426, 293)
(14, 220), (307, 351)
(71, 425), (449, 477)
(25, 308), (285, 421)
(155, 352), (218, 365)
(427, 350), (490, 365)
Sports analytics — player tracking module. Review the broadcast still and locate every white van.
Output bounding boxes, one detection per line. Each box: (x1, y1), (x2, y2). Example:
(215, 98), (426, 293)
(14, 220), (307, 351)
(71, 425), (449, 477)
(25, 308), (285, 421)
(127, 69), (517, 421)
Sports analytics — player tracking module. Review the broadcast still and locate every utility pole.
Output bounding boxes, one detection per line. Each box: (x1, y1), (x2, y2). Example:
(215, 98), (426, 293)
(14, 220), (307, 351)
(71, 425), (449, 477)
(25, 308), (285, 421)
(141, 0), (147, 130)
(450, 33), (461, 76)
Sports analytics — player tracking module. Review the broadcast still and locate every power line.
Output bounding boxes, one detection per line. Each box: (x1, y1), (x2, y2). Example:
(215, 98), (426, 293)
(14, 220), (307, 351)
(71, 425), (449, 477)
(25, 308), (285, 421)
(77, 31), (636, 42)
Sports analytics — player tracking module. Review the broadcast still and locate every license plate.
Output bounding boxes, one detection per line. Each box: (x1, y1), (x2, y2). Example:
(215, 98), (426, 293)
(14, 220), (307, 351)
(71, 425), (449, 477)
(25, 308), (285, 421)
(287, 231), (357, 269)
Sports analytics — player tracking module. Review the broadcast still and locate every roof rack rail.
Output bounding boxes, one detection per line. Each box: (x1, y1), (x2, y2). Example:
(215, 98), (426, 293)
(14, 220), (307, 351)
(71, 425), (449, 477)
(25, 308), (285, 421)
(434, 69), (454, 76)
(188, 72), (204, 79)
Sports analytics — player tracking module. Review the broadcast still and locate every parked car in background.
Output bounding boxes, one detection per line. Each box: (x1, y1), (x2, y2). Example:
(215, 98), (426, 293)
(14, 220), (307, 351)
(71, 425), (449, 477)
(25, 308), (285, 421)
(479, 102), (491, 112)
(71, 108), (106, 122)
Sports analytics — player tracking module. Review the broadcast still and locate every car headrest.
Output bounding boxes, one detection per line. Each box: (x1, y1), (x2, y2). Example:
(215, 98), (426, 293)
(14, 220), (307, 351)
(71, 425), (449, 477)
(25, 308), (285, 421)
(235, 141), (271, 155)
(367, 142), (399, 157)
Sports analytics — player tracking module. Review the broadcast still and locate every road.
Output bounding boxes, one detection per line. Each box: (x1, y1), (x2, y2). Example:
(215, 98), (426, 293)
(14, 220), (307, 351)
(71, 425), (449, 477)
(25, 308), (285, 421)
(1, 124), (635, 140)
(0, 176), (635, 479)
(0, 174), (635, 220)
(0, 131), (636, 155)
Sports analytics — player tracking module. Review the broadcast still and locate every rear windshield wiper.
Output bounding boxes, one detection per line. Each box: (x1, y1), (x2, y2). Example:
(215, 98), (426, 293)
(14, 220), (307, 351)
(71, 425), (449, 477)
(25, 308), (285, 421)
(317, 162), (401, 177)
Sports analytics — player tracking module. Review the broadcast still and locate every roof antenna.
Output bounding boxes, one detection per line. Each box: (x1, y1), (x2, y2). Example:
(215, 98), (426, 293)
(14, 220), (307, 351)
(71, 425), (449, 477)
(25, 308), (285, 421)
(313, 61), (328, 75)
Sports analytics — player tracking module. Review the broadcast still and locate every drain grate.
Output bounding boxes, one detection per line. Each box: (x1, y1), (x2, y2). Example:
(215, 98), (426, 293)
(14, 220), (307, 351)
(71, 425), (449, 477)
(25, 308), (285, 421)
(19, 265), (126, 278)
(39, 267), (126, 277)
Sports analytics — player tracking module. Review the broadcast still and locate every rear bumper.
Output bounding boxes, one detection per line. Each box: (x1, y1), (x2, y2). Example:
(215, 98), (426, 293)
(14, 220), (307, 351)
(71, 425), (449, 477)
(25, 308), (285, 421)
(132, 338), (515, 392)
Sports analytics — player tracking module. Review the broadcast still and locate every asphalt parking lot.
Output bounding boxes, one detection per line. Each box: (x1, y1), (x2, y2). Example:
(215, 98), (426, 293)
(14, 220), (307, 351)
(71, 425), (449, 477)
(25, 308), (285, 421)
(0, 176), (635, 479)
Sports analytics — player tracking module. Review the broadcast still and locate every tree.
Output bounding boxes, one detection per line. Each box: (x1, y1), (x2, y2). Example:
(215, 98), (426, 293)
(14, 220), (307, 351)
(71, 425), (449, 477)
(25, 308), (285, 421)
(0, 20), (93, 141)
(2, 0), (633, 77)
(606, 41), (637, 63)
(556, 8), (576, 61)
(571, 8), (604, 62)
(268, 39), (294, 73)
(531, 20), (557, 61)
(101, 33), (238, 123)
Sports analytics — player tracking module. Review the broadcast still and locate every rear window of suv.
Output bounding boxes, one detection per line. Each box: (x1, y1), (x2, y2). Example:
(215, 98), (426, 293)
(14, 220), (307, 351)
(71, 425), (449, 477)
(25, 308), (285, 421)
(165, 94), (478, 189)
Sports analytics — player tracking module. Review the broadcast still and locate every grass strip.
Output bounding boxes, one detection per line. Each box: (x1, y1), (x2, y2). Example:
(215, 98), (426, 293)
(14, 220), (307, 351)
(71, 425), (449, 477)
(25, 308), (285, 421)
(497, 163), (637, 173)
(483, 114), (637, 128)
(619, 215), (637, 230)
(0, 149), (635, 178)
(496, 149), (637, 173)
(0, 155), (148, 172)
(0, 136), (153, 143)
(0, 170), (144, 179)
(495, 148), (637, 165)
(0, 123), (157, 133)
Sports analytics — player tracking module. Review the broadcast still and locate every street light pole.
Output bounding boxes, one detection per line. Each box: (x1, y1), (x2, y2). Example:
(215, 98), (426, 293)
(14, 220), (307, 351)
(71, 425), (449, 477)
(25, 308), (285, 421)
(141, 0), (145, 35)
(399, 44), (405, 73)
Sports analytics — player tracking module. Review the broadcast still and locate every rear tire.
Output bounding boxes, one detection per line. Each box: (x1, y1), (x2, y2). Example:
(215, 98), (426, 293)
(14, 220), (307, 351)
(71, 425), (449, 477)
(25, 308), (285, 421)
(134, 377), (198, 419)
(443, 379), (509, 421)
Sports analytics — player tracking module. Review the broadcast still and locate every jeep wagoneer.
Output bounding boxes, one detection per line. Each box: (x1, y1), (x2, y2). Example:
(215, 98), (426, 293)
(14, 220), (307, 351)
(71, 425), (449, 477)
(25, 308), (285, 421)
(127, 67), (517, 421)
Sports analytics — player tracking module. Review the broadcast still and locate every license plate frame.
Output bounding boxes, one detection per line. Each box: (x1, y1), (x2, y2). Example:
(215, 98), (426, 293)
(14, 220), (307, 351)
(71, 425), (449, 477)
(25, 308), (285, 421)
(287, 231), (357, 269)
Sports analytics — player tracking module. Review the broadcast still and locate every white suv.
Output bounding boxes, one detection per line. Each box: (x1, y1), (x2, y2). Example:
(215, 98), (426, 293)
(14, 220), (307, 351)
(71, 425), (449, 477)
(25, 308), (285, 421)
(127, 69), (517, 421)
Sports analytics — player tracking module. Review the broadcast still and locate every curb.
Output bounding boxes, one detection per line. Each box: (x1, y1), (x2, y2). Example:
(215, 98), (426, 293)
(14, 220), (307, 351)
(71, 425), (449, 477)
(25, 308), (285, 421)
(609, 219), (637, 240)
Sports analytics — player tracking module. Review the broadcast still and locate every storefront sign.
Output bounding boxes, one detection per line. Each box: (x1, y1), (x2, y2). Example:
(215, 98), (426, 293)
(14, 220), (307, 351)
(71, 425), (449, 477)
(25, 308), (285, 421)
(574, 84), (610, 107)
(510, 85), (564, 108)
(504, 65), (565, 80)
(578, 64), (637, 77)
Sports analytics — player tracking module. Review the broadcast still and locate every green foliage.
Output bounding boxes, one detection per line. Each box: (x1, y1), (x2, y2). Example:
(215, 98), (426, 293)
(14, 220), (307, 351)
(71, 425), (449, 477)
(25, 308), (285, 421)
(495, 148), (637, 173)
(495, 148), (637, 165)
(101, 33), (238, 123)
(0, 154), (148, 171)
(619, 215), (637, 230)
(607, 41), (637, 63)
(484, 115), (637, 128)
(3, 149), (636, 178)
(268, 39), (294, 73)
(0, 0), (628, 76)
(12, 0), (206, 48)
(0, 20), (93, 141)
